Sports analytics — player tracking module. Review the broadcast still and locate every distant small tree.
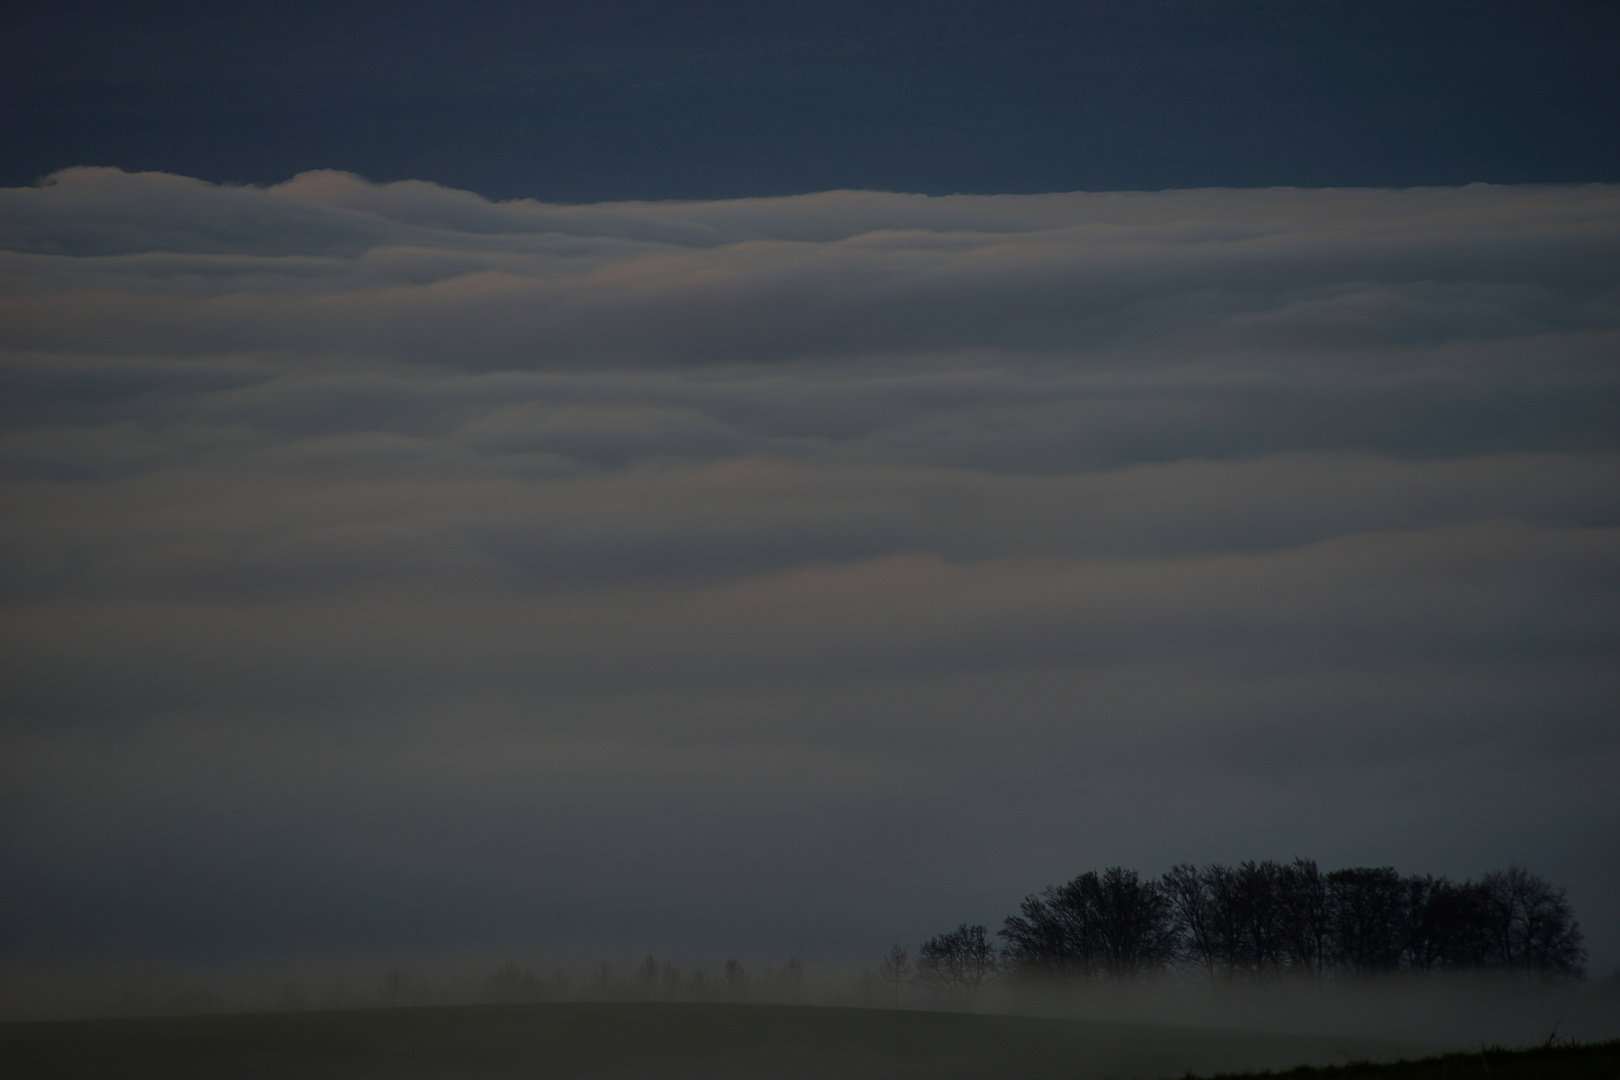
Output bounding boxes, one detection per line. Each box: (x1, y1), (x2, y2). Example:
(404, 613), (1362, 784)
(757, 957), (806, 1002)
(636, 956), (659, 998)
(320, 980), (350, 1010)
(724, 958), (750, 999)
(685, 969), (712, 1000)
(548, 967), (572, 999)
(168, 986), (225, 1015)
(380, 968), (412, 1005)
(484, 961), (543, 1003)
(876, 944), (910, 1007)
(660, 962), (683, 1000)
(591, 960), (616, 999)
(916, 924), (1000, 1008)
(274, 981), (308, 1012)
(782, 956), (805, 1001)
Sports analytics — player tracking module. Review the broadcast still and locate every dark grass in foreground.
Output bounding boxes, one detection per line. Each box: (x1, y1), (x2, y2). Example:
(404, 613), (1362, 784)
(1204, 1040), (1620, 1080)
(0, 1001), (1425, 1079)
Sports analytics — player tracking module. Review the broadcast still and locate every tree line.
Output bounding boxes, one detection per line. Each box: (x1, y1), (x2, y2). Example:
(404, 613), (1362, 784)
(481, 955), (807, 1005)
(897, 861), (1586, 1006)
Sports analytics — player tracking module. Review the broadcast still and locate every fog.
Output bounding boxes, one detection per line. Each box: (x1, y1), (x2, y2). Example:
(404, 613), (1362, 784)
(1, 169), (1616, 1035)
(4, 950), (1617, 1052)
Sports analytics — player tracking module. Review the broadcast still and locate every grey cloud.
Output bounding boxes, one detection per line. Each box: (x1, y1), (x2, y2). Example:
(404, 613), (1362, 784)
(0, 170), (383, 257)
(3, 171), (1616, 370)
(1, 170), (1617, 981)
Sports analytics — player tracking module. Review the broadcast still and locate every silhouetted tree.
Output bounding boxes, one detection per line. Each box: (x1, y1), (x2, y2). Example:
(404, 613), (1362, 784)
(1278, 858), (1331, 978)
(1093, 866), (1177, 977)
(1162, 863), (1220, 982)
(916, 923), (1000, 1007)
(1166, 860), (1324, 980)
(1328, 867), (1408, 973)
(1198, 863), (1252, 977)
(1479, 866), (1586, 979)
(1235, 860), (1291, 975)
(1002, 867), (1174, 981)
(1404, 875), (1488, 971)
(1002, 875), (1102, 980)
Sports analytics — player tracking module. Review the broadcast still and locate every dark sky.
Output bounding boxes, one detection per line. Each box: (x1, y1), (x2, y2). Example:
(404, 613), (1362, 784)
(4, 0), (1619, 200)
(0, 0), (1618, 1002)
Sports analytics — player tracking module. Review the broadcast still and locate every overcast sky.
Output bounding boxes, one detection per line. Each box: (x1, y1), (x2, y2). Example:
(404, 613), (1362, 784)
(1, 166), (1616, 977)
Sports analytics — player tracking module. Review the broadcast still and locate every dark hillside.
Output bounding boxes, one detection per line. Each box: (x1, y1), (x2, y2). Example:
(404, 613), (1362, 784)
(1204, 1039), (1620, 1080)
(0, 1001), (1422, 1080)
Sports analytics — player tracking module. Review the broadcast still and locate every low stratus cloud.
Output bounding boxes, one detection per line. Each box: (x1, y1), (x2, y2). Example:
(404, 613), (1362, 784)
(1, 169), (1616, 972)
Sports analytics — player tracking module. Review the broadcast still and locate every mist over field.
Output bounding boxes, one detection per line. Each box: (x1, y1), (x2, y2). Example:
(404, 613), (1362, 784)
(1, 168), (1617, 1046)
(5, 949), (1617, 1050)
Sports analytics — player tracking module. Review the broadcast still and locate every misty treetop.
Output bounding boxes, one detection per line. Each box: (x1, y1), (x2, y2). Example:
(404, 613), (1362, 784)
(914, 862), (1584, 998)
(913, 924), (1002, 1008)
(1004, 866), (1180, 982)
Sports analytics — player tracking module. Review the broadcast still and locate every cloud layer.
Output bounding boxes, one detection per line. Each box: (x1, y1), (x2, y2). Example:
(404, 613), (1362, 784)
(2, 169), (1617, 972)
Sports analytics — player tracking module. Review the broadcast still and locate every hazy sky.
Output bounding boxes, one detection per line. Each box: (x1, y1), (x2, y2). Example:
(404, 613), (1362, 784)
(4, 1), (1618, 199)
(2, 0), (1619, 996)
(2, 167), (1616, 974)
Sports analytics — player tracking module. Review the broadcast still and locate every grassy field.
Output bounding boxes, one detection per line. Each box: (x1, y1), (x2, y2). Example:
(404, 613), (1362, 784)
(0, 1000), (1432, 1079)
(1206, 1039), (1620, 1079)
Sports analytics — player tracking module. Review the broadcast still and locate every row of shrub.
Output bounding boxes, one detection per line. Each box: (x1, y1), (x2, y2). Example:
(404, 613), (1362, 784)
(481, 956), (807, 1004)
(903, 861), (1586, 1004)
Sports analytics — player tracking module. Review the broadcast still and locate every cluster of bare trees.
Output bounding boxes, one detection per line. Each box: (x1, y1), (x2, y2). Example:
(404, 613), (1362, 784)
(898, 861), (1585, 1004)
